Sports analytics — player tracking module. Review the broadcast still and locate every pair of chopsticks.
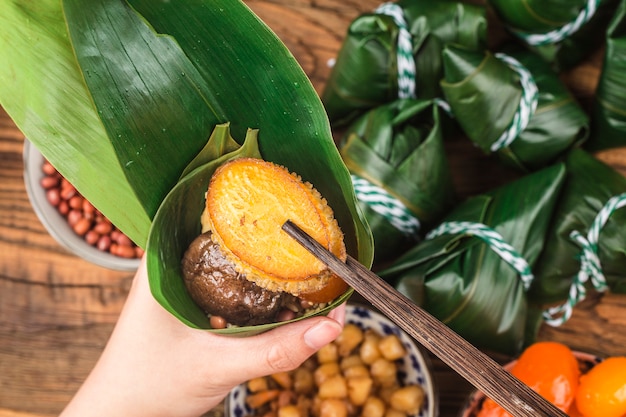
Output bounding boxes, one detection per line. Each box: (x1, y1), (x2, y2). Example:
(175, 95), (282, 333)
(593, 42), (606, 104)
(283, 220), (568, 417)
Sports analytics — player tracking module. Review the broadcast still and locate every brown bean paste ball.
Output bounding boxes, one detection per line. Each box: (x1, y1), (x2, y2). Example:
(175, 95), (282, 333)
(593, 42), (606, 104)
(181, 231), (301, 326)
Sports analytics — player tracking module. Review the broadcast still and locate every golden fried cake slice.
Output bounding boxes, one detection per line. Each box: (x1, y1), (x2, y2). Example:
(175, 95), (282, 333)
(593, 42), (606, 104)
(202, 157), (347, 302)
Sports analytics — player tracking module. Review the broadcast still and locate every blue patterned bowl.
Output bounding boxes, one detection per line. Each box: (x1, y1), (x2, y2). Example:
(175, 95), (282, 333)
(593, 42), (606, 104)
(226, 303), (438, 417)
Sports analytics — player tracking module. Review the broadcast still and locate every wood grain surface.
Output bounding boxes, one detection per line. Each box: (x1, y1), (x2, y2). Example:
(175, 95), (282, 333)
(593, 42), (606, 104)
(1, 1), (626, 416)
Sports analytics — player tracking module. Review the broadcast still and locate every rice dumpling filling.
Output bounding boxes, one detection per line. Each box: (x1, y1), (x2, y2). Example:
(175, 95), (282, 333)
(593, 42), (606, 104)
(180, 157), (348, 327)
(181, 231), (301, 326)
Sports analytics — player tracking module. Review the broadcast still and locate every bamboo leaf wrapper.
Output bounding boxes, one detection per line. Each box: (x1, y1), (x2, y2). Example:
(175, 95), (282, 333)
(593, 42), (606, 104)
(488, 0), (619, 70)
(339, 99), (457, 264)
(530, 149), (626, 310)
(440, 45), (589, 172)
(379, 164), (567, 354)
(0, 0), (374, 333)
(321, 0), (487, 127)
(588, 0), (626, 151)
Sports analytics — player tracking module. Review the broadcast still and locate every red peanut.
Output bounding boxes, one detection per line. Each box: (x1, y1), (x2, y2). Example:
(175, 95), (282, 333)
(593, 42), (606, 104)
(72, 218), (91, 236)
(40, 176), (59, 189)
(82, 199), (95, 218)
(115, 233), (133, 247)
(42, 161), (57, 176)
(276, 309), (297, 322)
(68, 195), (83, 210)
(67, 209), (82, 227)
(60, 182), (76, 200)
(97, 236), (112, 252)
(210, 315), (228, 329)
(46, 188), (60, 206)
(57, 201), (70, 216)
(84, 230), (100, 245)
(93, 220), (113, 235)
(114, 245), (136, 259)
(40, 159), (141, 259)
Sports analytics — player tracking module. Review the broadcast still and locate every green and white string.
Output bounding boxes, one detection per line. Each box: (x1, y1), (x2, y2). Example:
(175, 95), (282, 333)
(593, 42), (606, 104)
(434, 97), (454, 118)
(351, 174), (421, 238)
(543, 193), (626, 327)
(426, 221), (535, 289)
(490, 53), (539, 152)
(375, 2), (416, 99)
(514, 0), (601, 46)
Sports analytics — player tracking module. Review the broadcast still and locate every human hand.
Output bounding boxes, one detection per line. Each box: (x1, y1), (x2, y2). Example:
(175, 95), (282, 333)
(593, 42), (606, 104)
(60, 256), (346, 417)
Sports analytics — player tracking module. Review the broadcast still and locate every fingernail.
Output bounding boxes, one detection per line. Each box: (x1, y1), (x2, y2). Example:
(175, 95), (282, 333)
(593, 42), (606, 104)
(304, 320), (342, 349)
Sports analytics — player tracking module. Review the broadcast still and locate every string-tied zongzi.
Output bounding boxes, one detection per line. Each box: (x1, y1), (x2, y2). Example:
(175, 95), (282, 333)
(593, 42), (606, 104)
(542, 192), (626, 326)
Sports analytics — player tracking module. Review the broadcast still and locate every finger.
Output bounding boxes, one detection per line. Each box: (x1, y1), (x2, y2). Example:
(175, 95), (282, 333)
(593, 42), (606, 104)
(204, 315), (343, 387)
(327, 302), (346, 325)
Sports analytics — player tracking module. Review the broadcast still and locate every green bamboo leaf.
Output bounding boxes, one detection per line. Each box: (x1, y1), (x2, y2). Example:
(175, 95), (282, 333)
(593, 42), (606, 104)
(62, 0), (225, 223)
(441, 45), (588, 172)
(180, 125), (241, 180)
(147, 124), (258, 327)
(61, 0), (371, 261)
(0, 0), (374, 331)
(530, 149), (626, 304)
(588, 0), (626, 151)
(339, 99), (457, 264)
(440, 47), (521, 155)
(0, 0), (151, 244)
(379, 163), (566, 354)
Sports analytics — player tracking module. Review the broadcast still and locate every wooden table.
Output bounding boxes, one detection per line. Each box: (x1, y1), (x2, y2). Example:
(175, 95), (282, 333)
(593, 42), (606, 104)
(1, 1), (626, 416)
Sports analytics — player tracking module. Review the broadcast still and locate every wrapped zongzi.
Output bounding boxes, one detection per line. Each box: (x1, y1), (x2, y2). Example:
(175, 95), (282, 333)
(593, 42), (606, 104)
(440, 44), (589, 172)
(322, 0), (487, 127)
(339, 99), (457, 264)
(379, 163), (566, 354)
(530, 149), (626, 326)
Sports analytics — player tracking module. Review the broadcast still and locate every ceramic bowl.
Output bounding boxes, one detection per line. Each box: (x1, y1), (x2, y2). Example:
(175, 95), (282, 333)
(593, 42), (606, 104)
(23, 139), (140, 271)
(459, 350), (602, 417)
(227, 303), (439, 417)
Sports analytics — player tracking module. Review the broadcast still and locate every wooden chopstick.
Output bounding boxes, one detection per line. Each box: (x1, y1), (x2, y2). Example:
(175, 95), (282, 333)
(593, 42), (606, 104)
(282, 220), (568, 417)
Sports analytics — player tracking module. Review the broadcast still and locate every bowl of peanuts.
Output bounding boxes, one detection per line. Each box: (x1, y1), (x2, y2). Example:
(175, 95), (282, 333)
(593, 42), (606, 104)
(226, 303), (438, 417)
(23, 139), (142, 271)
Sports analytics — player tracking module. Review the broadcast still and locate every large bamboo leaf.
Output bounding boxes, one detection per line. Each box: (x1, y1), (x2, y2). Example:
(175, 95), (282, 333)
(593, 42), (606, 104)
(0, 0), (374, 330)
(0, 0), (372, 259)
(62, 0), (225, 223)
(0, 0), (151, 243)
(61, 0), (370, 259)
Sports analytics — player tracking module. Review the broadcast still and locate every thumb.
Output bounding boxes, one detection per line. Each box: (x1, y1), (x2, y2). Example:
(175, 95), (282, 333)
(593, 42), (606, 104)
(213, 314), (343, 386)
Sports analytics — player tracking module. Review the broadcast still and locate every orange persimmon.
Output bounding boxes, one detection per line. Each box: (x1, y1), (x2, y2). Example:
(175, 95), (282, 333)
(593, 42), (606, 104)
(575, 356), (626, 417)
(477, 342), (580, 417)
